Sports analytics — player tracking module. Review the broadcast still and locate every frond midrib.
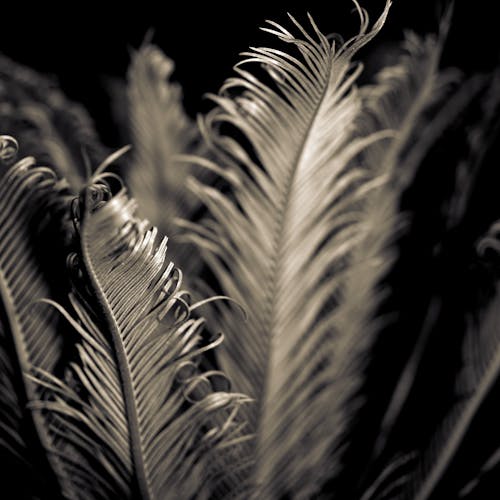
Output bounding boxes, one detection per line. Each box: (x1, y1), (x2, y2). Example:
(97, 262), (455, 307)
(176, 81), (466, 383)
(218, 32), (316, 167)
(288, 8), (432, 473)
(257, 46), (334, 426)
(81, 221), (153, 500)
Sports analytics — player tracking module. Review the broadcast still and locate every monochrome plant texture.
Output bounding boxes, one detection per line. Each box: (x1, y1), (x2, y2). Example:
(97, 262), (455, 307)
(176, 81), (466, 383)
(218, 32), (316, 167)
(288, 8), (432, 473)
(1, 1), (499, 499)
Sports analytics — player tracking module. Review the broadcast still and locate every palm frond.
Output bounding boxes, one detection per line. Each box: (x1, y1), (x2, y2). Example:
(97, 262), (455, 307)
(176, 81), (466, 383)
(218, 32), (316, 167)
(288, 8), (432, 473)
(0, 53), (107, 190)
(396, 219), (500, 500)
(358, 11), (458, 188)
(126, 44), (206, 275)
(361, 67), (500, 500)
(33, 170), (251, 499)
(0, 136), (72, 498)
(180, 2), (401, 496)
(346, 18), (472, 470)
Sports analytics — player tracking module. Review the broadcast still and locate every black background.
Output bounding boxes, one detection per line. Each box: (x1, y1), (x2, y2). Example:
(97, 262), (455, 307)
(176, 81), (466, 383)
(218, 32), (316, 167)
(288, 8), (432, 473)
(0, 0), (497, 147)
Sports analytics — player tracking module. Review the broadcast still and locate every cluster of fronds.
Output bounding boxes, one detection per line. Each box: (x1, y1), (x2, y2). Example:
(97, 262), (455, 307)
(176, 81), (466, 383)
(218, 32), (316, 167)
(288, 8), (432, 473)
(1, 1), (500, 499)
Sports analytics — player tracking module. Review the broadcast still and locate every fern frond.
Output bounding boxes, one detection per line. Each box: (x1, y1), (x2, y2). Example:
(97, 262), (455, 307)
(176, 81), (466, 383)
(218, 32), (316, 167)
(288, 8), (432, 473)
(33, 170), (251, 499)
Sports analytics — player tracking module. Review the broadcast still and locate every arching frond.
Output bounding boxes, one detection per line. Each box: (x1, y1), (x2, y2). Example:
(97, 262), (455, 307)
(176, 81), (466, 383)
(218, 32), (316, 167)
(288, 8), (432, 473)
(0, 136), (71, 498)
(33, 171), (251, 499)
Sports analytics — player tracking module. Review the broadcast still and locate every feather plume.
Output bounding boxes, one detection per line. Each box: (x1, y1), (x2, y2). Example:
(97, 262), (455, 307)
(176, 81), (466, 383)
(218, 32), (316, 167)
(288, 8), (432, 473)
(32, 169), (251, 499)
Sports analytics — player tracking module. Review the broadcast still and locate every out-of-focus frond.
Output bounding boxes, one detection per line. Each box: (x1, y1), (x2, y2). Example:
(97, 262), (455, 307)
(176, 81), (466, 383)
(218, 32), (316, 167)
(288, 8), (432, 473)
(0, 54), (107, 190)
(126, 45), (205, 275)
(345, 16), (470, 472)
(358, 11), (459, 189)
(398, 220), (500, 500)
(0, 135), (72, 498)
(359, 66), (500, 500)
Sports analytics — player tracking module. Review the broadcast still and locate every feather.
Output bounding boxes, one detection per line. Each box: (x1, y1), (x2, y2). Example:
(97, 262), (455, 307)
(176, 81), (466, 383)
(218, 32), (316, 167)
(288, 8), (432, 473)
(0, 53), (107, 190)
(181, 2), (399, 497)
(32, 169), (251, 499)
(0, 136), (72, 498)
